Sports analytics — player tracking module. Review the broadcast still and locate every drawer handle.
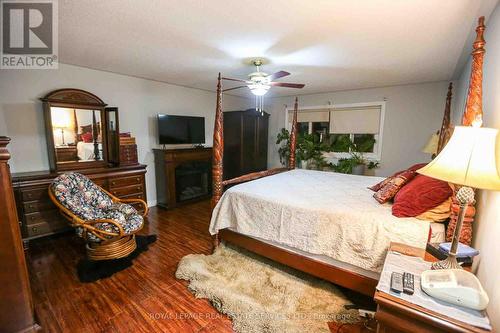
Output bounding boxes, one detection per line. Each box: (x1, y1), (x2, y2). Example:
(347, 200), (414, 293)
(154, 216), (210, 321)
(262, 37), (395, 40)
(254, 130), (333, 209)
(137, 186), (141, 190)
(30, 216), (35, 221)
(112, 181), (116, 185)
(28, 204), (34, 209)
(136, 177), (140, 181)
(27, 193), (33, 198)
(32, 227), (38, 233)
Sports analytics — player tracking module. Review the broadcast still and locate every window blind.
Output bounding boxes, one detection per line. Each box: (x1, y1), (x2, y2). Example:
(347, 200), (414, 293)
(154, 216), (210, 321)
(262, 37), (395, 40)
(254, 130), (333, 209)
(288, 109), (330, 123)
(329, 106), (381, 134)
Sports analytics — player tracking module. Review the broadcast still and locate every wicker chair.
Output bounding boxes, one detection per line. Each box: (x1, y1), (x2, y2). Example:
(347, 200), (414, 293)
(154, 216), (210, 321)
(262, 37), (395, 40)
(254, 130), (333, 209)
(49, 172), (149, 260)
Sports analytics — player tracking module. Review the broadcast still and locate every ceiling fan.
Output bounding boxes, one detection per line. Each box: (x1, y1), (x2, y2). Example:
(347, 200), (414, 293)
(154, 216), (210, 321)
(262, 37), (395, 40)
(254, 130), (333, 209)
(222, 60), (305, 114)
(222, 60), (305, 96)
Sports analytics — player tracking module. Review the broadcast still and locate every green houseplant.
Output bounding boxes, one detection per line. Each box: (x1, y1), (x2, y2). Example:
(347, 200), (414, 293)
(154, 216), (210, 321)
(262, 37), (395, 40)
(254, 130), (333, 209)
(276, 128), (291, 167)
(276, 128), (331, 169)
(330, 135), (379, 175)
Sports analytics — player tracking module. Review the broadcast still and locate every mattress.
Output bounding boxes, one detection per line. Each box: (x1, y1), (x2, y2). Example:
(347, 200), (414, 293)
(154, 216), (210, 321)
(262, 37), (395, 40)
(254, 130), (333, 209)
(210, 169), (432, 273)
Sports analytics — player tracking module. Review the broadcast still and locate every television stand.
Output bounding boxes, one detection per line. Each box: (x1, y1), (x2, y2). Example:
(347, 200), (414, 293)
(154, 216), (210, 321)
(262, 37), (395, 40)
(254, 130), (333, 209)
(153, 147), (212, 209)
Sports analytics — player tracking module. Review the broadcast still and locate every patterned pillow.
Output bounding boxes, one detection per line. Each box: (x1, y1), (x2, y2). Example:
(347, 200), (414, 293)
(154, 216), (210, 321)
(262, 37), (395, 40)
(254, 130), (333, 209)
(52, 173), (144, 242)
(373, 170), (416, 204)
(51, 172), (114, 220)
(368, 163), (427, 192)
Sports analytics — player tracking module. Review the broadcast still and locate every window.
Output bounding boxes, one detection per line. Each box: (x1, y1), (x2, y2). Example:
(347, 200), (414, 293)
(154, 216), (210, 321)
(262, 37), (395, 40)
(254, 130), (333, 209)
(287, 103), (384, 159)
(297, 122), (309, 136)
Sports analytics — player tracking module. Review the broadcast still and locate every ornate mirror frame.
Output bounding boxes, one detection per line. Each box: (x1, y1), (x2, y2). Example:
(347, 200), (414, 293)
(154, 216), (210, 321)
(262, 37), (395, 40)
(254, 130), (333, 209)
(41, 88), (109, 171)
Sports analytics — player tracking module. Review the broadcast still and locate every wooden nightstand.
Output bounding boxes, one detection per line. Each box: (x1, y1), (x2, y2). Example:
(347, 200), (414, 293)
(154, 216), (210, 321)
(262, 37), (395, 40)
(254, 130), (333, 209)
(374, 243), (492, 333)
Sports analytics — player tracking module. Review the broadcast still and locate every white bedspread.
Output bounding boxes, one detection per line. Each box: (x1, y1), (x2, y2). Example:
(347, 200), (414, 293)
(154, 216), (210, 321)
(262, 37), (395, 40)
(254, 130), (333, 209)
(210, 169), (431, 273)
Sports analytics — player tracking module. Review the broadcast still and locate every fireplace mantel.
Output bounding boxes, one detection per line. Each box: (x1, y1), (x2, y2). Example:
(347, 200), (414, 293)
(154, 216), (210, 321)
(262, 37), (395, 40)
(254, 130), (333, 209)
(153, 147), (212, 209)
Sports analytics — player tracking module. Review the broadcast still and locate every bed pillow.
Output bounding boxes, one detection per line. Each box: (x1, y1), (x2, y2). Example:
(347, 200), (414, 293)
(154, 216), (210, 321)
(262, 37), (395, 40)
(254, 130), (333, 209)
(373, 170), (416, 204)
(368, 163), (427, 192)
(81, 132), (93, 143)
(392, 174), (453, 217)
(416, 197), (452, 222)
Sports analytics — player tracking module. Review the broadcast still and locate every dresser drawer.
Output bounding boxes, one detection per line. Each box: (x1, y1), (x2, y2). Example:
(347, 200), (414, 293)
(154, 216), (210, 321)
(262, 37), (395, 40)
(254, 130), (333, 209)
(92, 178), (108, 188)
(24, 210), (63, 226)
(21, 187), (49, 201)
(110, 184), (144, 197)
(109, 175), (143, 189)
(23, 200), (56, 214)
(26, 221), (69, 238)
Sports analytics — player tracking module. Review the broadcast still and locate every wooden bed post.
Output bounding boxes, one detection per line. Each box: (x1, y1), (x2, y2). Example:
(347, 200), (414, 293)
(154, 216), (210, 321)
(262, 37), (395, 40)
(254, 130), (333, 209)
(436, 82), (453, 154)
(447, 16), (486, 246)
(211, 73), (224, 248)
(288, 97), (298, 169)
(462, 16), (485, 127)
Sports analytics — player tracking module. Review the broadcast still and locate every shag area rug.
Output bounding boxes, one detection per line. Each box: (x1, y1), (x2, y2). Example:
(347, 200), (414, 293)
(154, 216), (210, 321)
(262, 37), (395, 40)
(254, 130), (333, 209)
(176, 244), (359, 333)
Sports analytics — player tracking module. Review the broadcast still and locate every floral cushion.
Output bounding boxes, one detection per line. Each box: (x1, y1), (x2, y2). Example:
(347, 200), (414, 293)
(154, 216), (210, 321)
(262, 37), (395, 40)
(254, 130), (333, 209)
(51, 173), (143, 242)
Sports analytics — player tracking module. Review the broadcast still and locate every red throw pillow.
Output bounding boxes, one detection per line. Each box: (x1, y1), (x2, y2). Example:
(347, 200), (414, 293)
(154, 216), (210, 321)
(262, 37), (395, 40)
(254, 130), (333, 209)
(373, 170), (416, 204)
(368, 163), (427, 192)
(81, 132), (93, 143)
(392, 174), (453, 217)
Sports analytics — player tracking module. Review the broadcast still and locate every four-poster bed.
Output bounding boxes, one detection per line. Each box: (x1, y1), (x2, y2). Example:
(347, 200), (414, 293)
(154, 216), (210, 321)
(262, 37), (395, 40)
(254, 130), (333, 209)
(210, 16), (486, 297)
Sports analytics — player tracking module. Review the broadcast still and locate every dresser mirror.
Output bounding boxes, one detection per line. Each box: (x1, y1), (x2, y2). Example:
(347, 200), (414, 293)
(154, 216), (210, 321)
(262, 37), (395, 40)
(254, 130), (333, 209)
(41, 89), (115, 171)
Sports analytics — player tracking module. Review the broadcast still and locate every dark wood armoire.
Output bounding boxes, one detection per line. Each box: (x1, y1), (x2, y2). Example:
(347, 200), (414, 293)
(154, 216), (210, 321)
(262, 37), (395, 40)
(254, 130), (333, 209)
(223, 109), (269, 180)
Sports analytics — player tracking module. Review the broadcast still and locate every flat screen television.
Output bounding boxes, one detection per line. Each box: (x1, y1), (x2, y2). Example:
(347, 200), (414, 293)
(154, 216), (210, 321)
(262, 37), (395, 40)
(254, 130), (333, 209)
(157, 114), (205, 145)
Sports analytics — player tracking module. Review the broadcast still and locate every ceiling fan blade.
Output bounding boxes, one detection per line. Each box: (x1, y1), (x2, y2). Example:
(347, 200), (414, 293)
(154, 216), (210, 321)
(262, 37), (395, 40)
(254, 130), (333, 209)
(222, 86), (247, 92)
(268, 70), (290, 81)
(270, 82), (305, 89)
(222, 77), (248, 83)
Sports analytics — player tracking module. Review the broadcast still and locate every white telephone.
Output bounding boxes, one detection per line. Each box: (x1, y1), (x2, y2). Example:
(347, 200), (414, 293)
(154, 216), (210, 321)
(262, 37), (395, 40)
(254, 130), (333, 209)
(421, 269), (489, 311)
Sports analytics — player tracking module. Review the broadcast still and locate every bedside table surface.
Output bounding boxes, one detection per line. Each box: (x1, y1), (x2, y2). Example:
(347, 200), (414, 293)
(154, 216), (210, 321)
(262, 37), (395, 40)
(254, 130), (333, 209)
(374, 242), (492, 333)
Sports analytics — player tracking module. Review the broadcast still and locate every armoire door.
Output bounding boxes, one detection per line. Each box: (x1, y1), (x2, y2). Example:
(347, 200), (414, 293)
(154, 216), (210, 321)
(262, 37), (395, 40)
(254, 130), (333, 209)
(241, 113), (257, 174)
(256, 114), (269, 170)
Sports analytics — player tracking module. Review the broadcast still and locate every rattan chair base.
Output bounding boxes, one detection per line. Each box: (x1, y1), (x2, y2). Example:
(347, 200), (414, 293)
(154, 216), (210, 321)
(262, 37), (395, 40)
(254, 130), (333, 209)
(86, 235), (137, 261)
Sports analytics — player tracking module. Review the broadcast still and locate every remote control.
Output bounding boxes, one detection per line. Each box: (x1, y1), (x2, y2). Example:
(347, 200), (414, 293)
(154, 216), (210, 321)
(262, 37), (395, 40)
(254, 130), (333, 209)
(403, 272), (415, 295)
(390, 272), (403, 293)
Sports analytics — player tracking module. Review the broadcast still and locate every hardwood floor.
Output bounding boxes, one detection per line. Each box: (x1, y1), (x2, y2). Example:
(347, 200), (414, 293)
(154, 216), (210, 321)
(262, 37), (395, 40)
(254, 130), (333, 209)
(27, 200), (373, 333)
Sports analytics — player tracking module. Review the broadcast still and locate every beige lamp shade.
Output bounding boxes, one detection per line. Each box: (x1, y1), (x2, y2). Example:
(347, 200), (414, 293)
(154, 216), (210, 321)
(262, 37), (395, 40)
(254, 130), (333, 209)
(417, 126), (500, 191)
(51, 107), (72, 129)
(422, 132), (439, 154)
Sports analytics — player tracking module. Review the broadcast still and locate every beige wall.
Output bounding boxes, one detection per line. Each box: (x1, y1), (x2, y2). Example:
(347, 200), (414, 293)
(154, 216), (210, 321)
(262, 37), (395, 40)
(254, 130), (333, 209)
(266, 81), (453, 176)
(453, 3), (500, 328)
(0, 63), (250, 206)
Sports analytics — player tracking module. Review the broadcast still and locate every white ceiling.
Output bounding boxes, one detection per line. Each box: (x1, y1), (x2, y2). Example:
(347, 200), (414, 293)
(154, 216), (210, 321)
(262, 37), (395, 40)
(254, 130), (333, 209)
(59, 0), (498, 97)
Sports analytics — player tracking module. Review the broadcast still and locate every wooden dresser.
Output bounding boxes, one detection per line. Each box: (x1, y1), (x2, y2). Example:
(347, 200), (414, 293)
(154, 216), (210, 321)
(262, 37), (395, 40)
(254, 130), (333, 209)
(12, 164), (147, 245)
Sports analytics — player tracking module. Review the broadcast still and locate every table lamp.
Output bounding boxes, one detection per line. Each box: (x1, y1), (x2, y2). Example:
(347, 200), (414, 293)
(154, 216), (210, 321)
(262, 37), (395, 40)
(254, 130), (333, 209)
(51, 109), (72, 145)
(417, 126), (500, 269)
(422, 131), (439, 156)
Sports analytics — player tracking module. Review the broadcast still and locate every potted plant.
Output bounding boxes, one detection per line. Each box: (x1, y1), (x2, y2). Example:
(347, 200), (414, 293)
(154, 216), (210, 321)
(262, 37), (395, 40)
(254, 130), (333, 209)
(330, 136), (379, 175)
(276, 129), (331, 169)
(276, 128), (291, 167)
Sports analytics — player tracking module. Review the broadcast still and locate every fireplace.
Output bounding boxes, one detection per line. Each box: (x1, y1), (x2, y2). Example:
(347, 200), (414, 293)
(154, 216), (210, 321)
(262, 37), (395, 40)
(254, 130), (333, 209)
(153, 148), (212, 209)
(175, 161), (211, 202)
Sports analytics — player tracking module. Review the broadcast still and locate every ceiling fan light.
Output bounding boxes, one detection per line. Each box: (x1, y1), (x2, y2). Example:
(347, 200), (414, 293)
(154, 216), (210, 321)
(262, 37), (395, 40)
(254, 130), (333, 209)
(248, 84), (270, 96)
